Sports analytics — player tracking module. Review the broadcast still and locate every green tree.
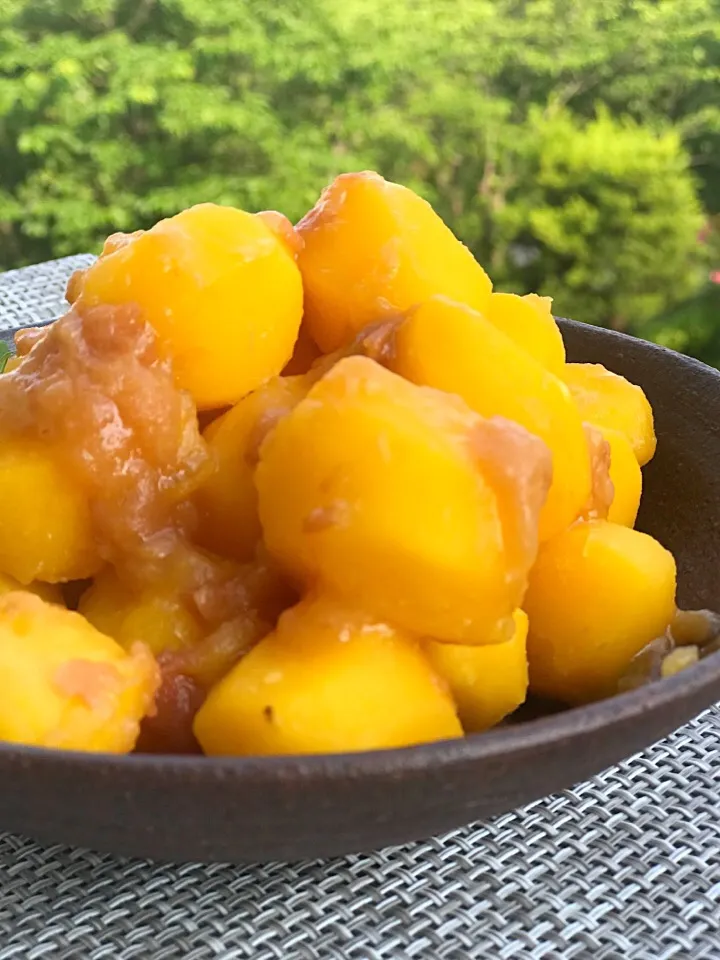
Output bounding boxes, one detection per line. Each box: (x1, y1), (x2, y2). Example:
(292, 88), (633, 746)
(0, 0), (716, 347)
(475, 107), (705, 332)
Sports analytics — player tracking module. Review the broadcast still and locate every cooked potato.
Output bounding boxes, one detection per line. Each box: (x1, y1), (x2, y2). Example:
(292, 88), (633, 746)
(194, 376), (308, 562)
(296, 172), (492, 352)
(603, 427), (642, 527)
(564, 363), (656, 465)
(425, 610), (529, 733)
(68, 204), (304, 409)
(524, 520), (676, 704)
(257, 355), (551, 645)
(194, 595), (462, 756)
(486, 293), (565, 376)
(79, 570), (206, 657)
(0, 439), (100, 584)
(0, 591), (158, 752)
(0, 178), (684, 759)
(81, 549), (294, 665)
(388, 296), (590, 541)
(581, 424), (614, 521)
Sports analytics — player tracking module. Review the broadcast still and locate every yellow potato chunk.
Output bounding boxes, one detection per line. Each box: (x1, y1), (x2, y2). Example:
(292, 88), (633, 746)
(79, 570), (206, 657)
(388, 296), (590, 541)
(0, 591), (159, 752)
(486, 293), (565, 376)
(194, 375), (308, 562)
(297, 172), (492, 352)
(0, 572), (63, 606)
(0, 439), (100, 584)
(257, 355), (551, 644)
(524, 520), (676, 704)
(194, 596), (462, 756)
(564, 363), (656, 465)
(425, 610), (529, 733)
(581, 424), (614, 522)
(603, 427), (642, 527)
(70, 204), (304, 409)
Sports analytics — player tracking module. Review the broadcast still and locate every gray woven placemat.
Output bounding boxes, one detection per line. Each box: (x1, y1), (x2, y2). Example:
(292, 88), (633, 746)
(0, 256), (719, 960)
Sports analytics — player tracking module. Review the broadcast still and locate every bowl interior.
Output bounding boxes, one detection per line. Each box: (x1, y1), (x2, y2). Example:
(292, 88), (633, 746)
(0, 319), (719, 863)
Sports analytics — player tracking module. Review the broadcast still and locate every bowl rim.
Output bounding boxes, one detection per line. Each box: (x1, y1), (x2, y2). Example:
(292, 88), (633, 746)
(1, 321), (719, 780)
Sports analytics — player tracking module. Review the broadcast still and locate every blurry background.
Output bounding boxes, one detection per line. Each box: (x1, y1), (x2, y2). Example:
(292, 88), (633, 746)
(1, 0), (719, 361)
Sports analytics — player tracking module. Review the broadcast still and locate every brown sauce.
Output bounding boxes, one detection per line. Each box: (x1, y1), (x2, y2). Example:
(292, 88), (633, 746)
(1, 302), (293, 749)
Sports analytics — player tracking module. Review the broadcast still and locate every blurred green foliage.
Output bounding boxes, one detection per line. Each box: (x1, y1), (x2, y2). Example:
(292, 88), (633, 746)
(1, 0), (719, 349)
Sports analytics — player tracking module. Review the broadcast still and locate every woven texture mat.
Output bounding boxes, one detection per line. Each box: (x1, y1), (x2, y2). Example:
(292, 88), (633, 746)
(0, 257), (719, 960)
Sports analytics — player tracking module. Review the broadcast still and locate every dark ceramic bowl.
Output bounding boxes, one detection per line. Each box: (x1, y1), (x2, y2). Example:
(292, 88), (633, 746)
(1, 319), (719, 864)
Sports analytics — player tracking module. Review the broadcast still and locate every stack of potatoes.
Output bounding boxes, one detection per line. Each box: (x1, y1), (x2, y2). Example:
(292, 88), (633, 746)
(0, 172), (677, 756)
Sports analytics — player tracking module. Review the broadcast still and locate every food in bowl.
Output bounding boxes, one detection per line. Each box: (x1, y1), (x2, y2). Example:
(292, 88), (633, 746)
(0, 171), (715, 759)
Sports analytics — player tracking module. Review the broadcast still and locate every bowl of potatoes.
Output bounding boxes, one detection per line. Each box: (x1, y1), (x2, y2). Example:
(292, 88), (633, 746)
(0, 171), (719, 864)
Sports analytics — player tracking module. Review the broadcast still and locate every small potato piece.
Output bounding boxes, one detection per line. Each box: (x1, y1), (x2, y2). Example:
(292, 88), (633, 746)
(70, 204), (304, 409)
(297, 172), (492, 352)
(425, 610), (529, 733)
(194, 376), (308, 562)
(486, 293), (565, 376)
(564, 363), (656, 465)
(661, 646), (699, 678)
(389, 296), (590, 541)
(525, 520), (676, 704)
(79, 570), (205, 657)
(0, 572), (63, 605)
(0, 439), (100, 584)
(0, 592), (158, 752)
(257, 356), (551, 645)
(194, 596), (462, 756)
(603, 427), (642, 527)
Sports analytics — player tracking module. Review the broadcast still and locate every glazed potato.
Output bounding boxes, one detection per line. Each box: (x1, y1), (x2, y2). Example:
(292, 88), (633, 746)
(194, 596), (462, 756)
(0, 592), (158, 752)
(79, 570), (206, 657)
(564, 363), (656, 465)
(80, 554), (295, 755)
(524, 520), (676, 704)
(69, 204), (304, 409)
(425, 610), (529, 733)
(297, 172), (492, 352)
(486, 293), (565, 376)
(603, 427), (642, 527)
(0, 439), (100, 584)
(194, 376), (308, 562)
(581, 424), (614, 521)
(81, 550), (293, 666)
(257, 355), (551, 645)
(388, 296), (590, 541)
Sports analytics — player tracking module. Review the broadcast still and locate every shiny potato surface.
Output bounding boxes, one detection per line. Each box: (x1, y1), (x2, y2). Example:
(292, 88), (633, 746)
(0, 591), (158, 752)
(194, 595), (462, 756)
(297, 171), (492, 352)
(257, 355), (551, 645)
(68, 204), (304, 409)
(0, 172), (683, 758)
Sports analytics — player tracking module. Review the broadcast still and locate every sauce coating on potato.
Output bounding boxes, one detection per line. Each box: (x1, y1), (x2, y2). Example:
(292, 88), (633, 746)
(1, 303), (295, 750)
